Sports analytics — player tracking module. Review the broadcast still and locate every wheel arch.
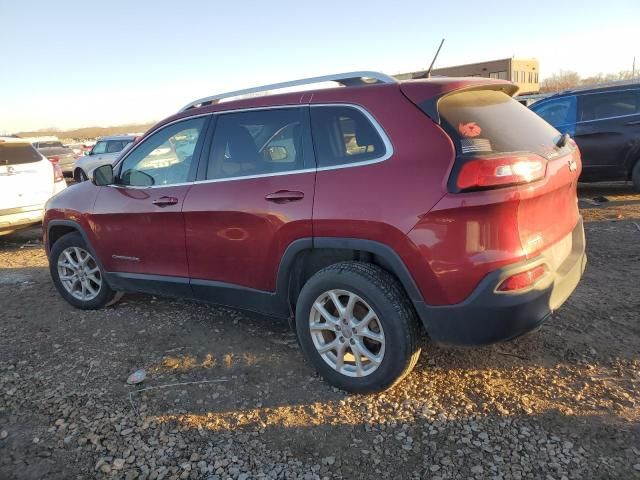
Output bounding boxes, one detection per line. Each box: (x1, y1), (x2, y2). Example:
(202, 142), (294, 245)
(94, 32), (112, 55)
(277, 237), (424, 322)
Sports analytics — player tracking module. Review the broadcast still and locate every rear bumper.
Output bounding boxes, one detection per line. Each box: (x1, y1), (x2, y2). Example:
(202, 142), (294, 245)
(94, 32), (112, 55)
(0, 205), (44, 233)
(415, 217), (587, 345)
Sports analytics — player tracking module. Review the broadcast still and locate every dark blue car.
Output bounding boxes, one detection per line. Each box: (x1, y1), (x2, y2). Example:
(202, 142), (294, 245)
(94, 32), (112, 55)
(530, 82), (640, 190)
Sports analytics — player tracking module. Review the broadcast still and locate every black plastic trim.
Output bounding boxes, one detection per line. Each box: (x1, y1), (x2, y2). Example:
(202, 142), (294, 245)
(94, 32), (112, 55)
(104, 272), (193, 299)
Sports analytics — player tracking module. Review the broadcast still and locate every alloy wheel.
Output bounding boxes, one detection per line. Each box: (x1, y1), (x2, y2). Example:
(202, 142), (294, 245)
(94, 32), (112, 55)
(309, 289), (385, 377)
(57, 246), (102, 301)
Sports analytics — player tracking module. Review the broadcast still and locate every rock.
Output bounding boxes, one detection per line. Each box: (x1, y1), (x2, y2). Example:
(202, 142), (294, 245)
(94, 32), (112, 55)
(113, 458), (126, 470)
(0, 430), (7, 440)
(471, 465), (484, 474)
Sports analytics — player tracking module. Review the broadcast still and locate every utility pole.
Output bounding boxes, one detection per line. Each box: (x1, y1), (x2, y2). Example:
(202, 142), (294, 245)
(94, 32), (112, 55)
(633, 56), (636, 81)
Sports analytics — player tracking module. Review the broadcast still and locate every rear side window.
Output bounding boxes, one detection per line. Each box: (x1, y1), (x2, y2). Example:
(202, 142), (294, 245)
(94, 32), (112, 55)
(0, 142), (42, 165)
(579, 90), (639, 121)
(206, 108), (309, 180)
(105, 140), (131, 153)
(439, 89), (565, 159)
(531, 96), (577, 127)
(310, 106), (387, 168)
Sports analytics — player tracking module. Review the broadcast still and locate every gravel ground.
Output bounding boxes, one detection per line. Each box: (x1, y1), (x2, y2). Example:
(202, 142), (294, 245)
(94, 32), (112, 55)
(1, 182), (639, 480)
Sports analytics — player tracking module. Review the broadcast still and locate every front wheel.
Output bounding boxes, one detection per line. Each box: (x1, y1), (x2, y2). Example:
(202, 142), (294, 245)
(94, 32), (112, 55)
(295, 262), (421, 393)
(49, 232), (116, 309)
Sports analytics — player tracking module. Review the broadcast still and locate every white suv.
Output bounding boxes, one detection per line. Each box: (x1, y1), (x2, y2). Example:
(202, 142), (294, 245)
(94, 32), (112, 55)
(73, 135), (137, 181)
(0, 137), (66, 235)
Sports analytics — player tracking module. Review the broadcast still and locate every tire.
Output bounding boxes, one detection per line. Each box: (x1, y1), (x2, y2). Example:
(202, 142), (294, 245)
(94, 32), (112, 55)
(295, 261), (421, 393)
(632, 160), (640, 192)
(49, 232), (116, 309)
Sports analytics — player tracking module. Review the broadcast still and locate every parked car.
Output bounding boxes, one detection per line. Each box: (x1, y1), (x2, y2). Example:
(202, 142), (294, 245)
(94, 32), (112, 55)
(1, 137), (66, 235)
(32, 139), (78, 176)
(529, 82), (640, 189)
(73, 135), (137, 181)
(43, 72), (586, 392)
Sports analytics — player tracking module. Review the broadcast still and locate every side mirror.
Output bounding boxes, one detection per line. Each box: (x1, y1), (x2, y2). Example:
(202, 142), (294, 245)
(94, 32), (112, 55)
(268, 145), (289, 161)
(92, 164), (114, 186)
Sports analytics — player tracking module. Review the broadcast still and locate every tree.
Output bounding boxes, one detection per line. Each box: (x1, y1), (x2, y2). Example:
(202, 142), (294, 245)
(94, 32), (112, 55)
(539, 70), (581, 93)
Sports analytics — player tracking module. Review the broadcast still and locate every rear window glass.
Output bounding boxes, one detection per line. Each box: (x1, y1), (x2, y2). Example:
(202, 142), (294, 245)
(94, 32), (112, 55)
(579, 90), (638, 121)
(0, 143), (42, 165)
(439, 90), (566, 159)
(36, 141), (63, 148)
(310, 106), (386, 167)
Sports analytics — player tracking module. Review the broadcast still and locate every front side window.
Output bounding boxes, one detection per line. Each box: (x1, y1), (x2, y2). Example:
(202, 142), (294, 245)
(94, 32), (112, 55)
(310, 106), (387, 168)
(579, 90), (639, 121)
(91, 141), (107, 155)
(118, 117), (205, 187)
(206, 108), (308, 180)
(531, 96), (577, 128)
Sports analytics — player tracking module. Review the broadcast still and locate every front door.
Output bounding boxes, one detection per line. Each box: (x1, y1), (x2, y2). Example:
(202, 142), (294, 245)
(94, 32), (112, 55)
(91, 116), (209, 284)
(183, 106), (315, 301)
(575, 89), (640, 180)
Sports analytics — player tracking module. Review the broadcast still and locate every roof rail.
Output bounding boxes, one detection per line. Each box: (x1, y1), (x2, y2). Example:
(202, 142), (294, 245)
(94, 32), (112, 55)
(179, 71), (397, 112)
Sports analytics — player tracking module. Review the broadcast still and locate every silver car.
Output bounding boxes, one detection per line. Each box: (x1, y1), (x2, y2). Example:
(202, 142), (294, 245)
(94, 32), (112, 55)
(73, 135), (137, 181)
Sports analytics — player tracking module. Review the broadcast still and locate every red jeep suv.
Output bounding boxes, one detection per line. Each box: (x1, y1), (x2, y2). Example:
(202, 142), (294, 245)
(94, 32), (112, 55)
(44, 72), (586, 392)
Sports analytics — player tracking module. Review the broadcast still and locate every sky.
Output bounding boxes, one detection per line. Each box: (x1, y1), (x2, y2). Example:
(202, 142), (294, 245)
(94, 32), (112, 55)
(1, 0), (639, 132)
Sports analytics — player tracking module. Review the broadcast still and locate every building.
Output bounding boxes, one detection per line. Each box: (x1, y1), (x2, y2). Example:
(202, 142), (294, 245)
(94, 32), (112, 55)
(396, 57), (540, 94)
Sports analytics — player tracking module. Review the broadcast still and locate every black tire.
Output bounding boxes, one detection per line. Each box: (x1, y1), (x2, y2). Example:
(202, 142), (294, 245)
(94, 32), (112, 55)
(49, 232), (116, 309)
(632, 160), (640, 192)
(295, 261), (421, 393)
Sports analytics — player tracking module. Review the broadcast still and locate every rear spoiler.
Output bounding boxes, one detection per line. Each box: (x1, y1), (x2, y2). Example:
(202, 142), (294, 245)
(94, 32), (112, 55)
(401, 80), (519, 124)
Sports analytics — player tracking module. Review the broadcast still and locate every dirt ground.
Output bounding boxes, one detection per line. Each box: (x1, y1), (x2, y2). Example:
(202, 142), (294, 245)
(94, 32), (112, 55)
(1, 182), (639, 480)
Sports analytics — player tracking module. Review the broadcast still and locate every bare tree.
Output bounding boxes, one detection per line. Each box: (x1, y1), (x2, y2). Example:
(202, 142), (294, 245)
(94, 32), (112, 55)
(539, 70), (581, 93)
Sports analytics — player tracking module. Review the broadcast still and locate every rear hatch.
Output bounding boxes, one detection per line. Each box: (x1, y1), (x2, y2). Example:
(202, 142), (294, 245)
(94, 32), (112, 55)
(404, 83), (581, 259)
(0, 141), (54, 210)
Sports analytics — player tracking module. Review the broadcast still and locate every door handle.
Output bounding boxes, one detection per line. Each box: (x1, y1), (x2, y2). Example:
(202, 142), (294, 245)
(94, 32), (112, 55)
(152, 196), (179, 207)
(625, 120), (640, 126)
(264, 190), (305, 203)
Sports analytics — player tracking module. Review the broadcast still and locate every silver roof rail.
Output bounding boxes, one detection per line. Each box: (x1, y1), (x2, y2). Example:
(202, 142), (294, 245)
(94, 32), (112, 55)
(179, 71), (397, 112)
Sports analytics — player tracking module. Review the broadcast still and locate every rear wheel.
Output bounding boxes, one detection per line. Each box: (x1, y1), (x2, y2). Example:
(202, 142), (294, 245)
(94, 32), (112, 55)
(295, 262), (421, 393)
(632, 160), (640, 192)
(49, 232), (116, 309)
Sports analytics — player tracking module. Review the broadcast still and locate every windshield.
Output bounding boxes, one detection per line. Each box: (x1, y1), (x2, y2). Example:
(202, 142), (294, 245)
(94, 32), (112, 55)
(0, 142), (42, 165)
(439, 89), (567, 159)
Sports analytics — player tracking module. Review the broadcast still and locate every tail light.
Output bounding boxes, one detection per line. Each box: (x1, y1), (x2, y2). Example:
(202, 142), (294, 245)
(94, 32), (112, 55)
(53, 162), (65, 183)
(497, 265), (546, 292)
(454, 154), (546, 191)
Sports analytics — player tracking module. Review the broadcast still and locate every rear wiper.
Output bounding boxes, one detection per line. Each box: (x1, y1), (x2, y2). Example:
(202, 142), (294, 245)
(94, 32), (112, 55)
(556, 133), (570, 148)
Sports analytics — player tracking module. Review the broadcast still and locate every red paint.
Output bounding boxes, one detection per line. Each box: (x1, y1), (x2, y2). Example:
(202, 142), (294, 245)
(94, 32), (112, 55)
(44, 76), (582, 309)
(183, 173), (315, 290)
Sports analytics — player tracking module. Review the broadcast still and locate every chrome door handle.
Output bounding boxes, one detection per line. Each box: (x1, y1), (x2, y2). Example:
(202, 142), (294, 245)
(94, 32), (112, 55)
(265, 190), (305, 203)
(152, 196), (179, 207)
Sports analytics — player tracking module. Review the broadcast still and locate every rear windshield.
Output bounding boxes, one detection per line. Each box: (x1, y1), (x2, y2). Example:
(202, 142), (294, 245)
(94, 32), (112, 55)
(0, 143), (42, 165)
(36, 141), (63, 148)
(438, 90), (567, 159)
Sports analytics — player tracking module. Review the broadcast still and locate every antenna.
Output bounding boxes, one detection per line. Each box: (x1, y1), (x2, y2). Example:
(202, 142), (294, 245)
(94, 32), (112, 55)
(425, 38), (445, 78)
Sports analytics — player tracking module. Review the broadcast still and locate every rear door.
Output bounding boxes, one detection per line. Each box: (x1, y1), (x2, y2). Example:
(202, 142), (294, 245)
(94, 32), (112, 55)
(90, 116), (209, 284)
(183, 106), (315, 296)
(575, 88), (640, 180)
(0, 141), (53, 210)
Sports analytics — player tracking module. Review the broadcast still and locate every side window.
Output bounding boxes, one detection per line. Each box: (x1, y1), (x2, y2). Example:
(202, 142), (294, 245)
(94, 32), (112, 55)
(206, 108), (308, 180)
(310, 106), (387, 168)
(91, 141), (107, 155)
(106, 140), (127, 153)
(532, 96), (577, 127)
(118, 117), (206, 187)
(579, 91), (638, 122)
